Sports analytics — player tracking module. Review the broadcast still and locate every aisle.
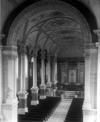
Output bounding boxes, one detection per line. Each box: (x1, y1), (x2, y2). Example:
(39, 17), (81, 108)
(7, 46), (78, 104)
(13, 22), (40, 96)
(46, 98), (72, 122)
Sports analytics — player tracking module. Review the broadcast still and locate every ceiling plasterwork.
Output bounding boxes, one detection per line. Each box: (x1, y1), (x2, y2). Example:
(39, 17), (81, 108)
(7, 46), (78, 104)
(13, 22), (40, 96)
(7, 0), (92, 58)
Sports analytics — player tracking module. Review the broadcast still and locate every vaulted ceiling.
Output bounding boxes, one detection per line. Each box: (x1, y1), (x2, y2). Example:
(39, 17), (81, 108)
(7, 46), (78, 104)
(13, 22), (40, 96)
(23, 10), (84, 56)
(6, 0), (97, 58)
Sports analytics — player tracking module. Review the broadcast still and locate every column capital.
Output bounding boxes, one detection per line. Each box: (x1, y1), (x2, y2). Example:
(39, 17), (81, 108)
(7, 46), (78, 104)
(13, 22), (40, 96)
(84, 52), (91, 60)
(96, 42), (100, 47)
(47, 53), (51, 61)
(41, 51), (45, 59)
(3, 46), (18, 59)
(93, 29), (100, 39)
(18, 43), (26, 54)
(32, 48), (38, 57)
(0, 34), (5, 45)
(84, 43), (97, 49)
(31, 87), (39, 94)
(18, 91), (28, 99)
(84, 43), (97, 57)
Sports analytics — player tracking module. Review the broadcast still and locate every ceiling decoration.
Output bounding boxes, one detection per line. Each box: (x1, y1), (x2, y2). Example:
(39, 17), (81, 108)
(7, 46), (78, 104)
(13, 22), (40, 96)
(7, 0), (91, 58)
(41, 17), (80, 31)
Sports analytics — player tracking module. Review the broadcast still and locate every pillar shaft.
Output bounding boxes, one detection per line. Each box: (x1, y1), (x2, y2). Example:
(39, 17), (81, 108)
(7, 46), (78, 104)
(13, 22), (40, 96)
(41, 51), (45, 85)
(54, 59), (57, 83)
(18, 43), (28, 114)
(93, 30), (100, 122)
(3, 46), (18, 103)
(96, 42), (100, 122)
(83, 43), (97, 122)
(46, 54), (52, 96)
(2, 46), (18, 122)
(19, 44), (26, 92)
(52, 56), (57, 84)
(33, 55), (37, 87)
(31, 49), (39, 105)
(83, 52), (91, 109)
(47, 54), (51, 85)
(51, 56), (57, 97)
(40, 51), (46, 99)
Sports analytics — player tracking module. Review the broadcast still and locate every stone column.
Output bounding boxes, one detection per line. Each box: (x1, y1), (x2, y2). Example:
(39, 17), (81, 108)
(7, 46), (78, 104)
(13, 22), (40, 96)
(52, 56), (57, 97)
(46, 54), (52, 87)
(31, 49), (39, 105)
(0, 34), (5, 121)
(2, 46), (18, 122)
(82, 43), (97, 122)
(96, 42), (100, 122)
(82, 50), (91, 122)
(54, 57), (58, 83)
(52, 56), (57, 84)
(83, 49), (91, 106)
(40, 51), (46, 99)
(46, 54), (52, 96)
(18, 43), (28, 114)
(94, 30), (100, 122)
(90, 48), (97, 109)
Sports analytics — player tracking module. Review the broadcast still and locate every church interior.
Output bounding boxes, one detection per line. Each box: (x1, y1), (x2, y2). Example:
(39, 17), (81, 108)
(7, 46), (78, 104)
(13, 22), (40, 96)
(0, 0), (100, 122)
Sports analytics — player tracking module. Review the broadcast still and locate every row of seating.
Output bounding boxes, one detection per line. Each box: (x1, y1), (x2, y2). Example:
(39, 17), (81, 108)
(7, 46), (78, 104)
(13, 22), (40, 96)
(64, 98), (84, 122)
(18, 96), (61, 122)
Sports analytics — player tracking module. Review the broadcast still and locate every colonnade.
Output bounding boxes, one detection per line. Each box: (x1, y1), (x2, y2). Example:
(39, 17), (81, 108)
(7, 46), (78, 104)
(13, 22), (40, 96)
(17, 47), (58, 113)
(0, 31), (100, 122)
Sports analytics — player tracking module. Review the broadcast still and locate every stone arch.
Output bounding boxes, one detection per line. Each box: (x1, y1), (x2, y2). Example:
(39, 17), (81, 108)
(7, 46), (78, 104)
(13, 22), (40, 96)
(6, 0), (93, 47)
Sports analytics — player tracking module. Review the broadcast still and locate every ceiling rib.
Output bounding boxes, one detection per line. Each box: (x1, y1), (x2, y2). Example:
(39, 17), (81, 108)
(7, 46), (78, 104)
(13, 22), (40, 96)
(36, 25), (64, 50)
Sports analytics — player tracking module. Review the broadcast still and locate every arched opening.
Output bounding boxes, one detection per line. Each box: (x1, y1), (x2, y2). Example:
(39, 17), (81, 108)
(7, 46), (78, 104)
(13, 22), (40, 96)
(1, 0), (98, 122)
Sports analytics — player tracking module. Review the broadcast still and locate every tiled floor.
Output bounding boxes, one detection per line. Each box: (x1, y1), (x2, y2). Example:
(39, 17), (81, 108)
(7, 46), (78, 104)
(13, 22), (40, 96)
(46, 98), (72, 122)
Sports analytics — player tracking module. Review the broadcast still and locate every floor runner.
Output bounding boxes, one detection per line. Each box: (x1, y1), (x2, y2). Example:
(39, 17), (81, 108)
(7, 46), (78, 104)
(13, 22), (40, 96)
(46, 98), (72, 122)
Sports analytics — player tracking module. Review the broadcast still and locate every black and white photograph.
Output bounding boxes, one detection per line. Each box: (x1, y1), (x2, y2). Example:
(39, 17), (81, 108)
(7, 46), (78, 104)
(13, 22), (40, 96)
(0, 0), (99, 122)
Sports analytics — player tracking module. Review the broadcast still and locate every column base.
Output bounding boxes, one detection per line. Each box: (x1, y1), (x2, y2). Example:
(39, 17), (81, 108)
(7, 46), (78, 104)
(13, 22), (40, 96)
(2, 99), (18, 122)
(46, 85), (52, 97)
(40, 84), (46, 99)
(53, 88), (57, 97)
(31, 87), (39, 105)
(46, 82), (52, 96)
(46, 82), (52, 87)
(31, 100), (39, 105)
(83, 109), (97, 122)
(18, 91), (28, 114)
(18, 107), (28, 115)
(40, 95), (46, 99)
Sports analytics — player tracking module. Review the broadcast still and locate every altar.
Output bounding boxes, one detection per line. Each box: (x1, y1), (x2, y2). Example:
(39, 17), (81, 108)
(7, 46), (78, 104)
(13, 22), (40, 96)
(58, 59), (84, 85)
(56, 59), (84, 98)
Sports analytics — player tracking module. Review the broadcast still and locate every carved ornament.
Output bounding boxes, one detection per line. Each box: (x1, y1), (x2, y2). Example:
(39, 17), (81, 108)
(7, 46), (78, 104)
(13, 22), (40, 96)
(0, 34), (5, 45)
(41, 51), (45, 59)
(47, 54), (51, 61)
(3, 46), (18, 59)
(7, 0), (91, 47)
(31, 87), (39, 93)
(93, 29), (100, 40)
(84, 43), (97, 49)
